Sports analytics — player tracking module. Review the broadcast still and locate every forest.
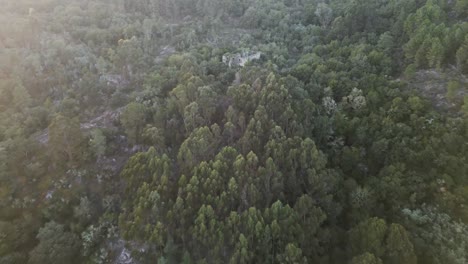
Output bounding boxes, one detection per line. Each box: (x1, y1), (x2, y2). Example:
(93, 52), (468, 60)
(0, 0), (467, 263)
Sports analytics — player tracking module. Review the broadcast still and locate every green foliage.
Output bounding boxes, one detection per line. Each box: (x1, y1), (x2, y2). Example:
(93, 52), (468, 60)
(462, 95), (468, 116)
(0, 0), (467, 263)
(349, 217), (388, 257)
(48, 114), (85, 166)
(349, 218), (417, 263)
(402, 206), (468, 264)
(277, 243), (307, 264)
(121, 102), (147, 144)
(315, 3), (333, 28)
(350, 252), (383, 264)
(384, 223), (417, 264)
(447, 80), (461, 103)
(90, 129), (106, 159)
(404, 64), (417, 78)
(456, 36), (468, 74)
(28, 222), (81, 264)
(455, 0), (468, 17)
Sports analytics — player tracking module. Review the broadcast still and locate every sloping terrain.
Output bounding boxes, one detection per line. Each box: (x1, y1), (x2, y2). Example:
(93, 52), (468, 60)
(407, 68), (468, 112)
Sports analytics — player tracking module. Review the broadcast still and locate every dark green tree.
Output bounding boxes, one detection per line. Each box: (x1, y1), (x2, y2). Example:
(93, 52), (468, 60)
(121, 102), (147, 144)
(28, 222), (80, 264)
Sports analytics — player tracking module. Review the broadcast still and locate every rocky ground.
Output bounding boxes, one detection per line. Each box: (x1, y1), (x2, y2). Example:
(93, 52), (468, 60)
(406, 67), (467, 113)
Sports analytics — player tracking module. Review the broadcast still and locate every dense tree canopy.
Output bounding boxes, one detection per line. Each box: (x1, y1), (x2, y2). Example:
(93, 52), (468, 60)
(0, 0), (467, 263)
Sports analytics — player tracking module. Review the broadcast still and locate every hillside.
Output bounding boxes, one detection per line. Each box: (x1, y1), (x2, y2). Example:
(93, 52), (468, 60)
(0, 0), (467, 264)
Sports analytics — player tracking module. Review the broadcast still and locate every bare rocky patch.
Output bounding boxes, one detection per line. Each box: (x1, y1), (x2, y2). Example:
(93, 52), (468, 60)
(405, 67), (467, 112)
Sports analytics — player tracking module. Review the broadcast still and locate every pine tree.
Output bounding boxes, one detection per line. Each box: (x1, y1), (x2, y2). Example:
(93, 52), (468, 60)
(48, 114), (84, 166)
(348, 217), (387, 257)
(351, 252), (383, 264)
(384, 224), (417, 264)
(121, 102), (147, 144)
(427, 38), (444, 69)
